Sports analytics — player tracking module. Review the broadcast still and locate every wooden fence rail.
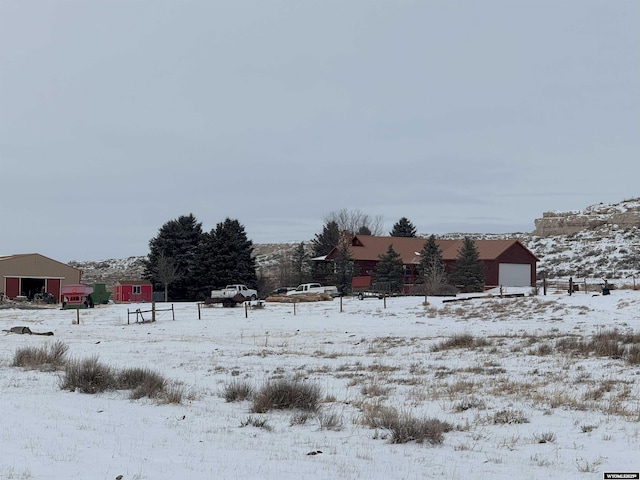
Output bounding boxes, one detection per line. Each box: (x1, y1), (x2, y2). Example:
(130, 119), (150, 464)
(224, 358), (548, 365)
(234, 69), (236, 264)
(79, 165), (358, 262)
(127, 302), (175, 324)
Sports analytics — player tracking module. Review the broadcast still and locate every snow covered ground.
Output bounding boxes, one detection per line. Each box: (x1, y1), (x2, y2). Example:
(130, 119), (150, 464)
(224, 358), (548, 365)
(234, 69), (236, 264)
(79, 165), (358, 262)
(1, 289), (639, 480)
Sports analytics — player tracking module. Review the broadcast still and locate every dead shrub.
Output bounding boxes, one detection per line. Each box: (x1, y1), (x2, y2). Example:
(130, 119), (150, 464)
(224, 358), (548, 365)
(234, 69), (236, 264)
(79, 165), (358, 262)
(626, 344), (640, 365)
(453, 397), (486, 412)
(529, 343), (553, 356)
(223, 379), (254, 402)
(555, 330), (640, 364)
(534, 431), (556, 444)
(492, 409), (529, 425)
(60, 356), (116, 394)
(159, 383), (185, 404)
(363, 405), (452, 444)
(317, 408), (344, 431)
(431, 333), (491, 352)
(119, 368), (167, 399)
(251, 379), (321, 413)
(240, 415), (272, 431)
(12, 341), (68, 370)
(290, 411), (312, 426)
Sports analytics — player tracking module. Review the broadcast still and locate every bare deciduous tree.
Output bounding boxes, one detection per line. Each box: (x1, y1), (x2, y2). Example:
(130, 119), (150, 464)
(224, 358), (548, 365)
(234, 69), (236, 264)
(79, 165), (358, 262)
(324, 209), (384, 236)
(154, 252), (180, 302)
(423, 257), (447, 295)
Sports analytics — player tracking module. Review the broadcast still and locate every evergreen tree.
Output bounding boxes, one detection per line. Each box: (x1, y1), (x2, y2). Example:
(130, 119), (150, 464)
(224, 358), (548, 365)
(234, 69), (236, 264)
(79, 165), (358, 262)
(418, 235), (447, 294)
(210, 218), (258, 290)
(191, 231), (218, 299)
(389, 217), (417, 237)
(419, 235), (444, 281)
(450, 237), (485, 292)
(145, 214), (202, 301)
(357, 225), (372, 235)
(290, 242), (311, 286)
(375, 244), (405, 293)
(311, 220), (341, 282)
(332, 239), (353, 294)
(312, 220), (340, 257)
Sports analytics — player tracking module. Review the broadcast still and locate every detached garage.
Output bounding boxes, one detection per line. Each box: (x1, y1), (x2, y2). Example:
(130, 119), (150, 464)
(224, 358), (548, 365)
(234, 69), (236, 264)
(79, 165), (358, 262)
(0, 253), (82, 303)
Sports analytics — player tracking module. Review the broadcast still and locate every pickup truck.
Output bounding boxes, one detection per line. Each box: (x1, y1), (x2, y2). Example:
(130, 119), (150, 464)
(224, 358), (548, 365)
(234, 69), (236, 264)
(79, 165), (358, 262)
(205, 284), (258, 307)
(286, 283), (340, 297)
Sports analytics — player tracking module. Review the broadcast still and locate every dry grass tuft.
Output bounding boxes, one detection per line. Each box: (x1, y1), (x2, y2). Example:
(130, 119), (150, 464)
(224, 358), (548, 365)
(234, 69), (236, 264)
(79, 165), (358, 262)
(119, 367), (167, 399)
(431, 333), (491, 352)
(12, 341), (68, 370)
(251, 379), (322, 413)
(223, 379), (254, 402)
(362, 404), (452, 444)
(60, 356), (116, 394)
(492, 409), (529, 425)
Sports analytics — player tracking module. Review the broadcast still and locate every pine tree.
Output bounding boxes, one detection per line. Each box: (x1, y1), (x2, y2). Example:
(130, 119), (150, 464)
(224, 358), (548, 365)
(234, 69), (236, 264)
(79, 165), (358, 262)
(418, 235), (447, 294)
(311, 220), (341, 282)
(389, 217), (417, 237)
(290, 242), (311, 286)
(375, 244), (405, 293)
(450, 237), (485, 292)
(145, 214), (202, 301)
(191, 231), (219, 299)
(332, 238), (353, 294)
(212, 218), (258, 289)
(312, 220), (340, 257)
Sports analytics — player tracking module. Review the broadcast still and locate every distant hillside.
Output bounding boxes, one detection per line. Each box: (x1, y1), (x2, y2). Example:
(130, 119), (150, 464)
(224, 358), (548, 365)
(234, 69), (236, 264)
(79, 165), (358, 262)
(71, 198), (640, 288)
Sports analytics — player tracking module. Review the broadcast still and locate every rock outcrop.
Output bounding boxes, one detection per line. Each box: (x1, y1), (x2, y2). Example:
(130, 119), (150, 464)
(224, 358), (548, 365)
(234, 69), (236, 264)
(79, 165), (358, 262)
(534, 198), (640, 237)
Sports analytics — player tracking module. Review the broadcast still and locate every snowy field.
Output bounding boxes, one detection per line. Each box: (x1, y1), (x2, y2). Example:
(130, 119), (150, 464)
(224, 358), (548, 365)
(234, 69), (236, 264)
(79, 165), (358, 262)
(1, 289), (639, 480)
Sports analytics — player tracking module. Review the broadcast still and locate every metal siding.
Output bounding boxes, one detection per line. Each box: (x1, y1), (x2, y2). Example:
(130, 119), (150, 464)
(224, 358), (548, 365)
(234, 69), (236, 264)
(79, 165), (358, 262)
(46, 278), (61, 302)
(5, 277), (20, 298)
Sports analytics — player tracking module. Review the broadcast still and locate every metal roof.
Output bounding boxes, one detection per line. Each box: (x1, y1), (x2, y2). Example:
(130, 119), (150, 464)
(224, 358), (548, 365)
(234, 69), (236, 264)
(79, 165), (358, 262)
(326, 235), (538, 264)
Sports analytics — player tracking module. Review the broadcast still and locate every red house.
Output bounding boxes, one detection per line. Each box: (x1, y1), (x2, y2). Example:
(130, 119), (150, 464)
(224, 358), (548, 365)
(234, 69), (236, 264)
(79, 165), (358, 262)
(324, 235), (538, 291)
(113, 280), (153, 303)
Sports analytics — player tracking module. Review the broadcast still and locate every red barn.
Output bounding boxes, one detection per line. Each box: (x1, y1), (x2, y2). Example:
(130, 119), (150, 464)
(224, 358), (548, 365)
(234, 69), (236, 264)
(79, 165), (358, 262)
(113, 279), (153, 303)
(324, 235), (538, 291)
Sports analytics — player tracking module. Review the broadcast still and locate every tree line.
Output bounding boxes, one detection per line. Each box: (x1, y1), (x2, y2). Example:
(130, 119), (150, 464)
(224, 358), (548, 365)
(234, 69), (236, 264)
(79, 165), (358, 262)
(145, 211), (484, 301)
(145, 214), (257, 301)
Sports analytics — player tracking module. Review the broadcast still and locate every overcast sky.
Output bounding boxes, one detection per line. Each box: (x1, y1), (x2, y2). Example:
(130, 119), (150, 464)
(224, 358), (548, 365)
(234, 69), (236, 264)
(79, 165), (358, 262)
(1, 0), (638, 262)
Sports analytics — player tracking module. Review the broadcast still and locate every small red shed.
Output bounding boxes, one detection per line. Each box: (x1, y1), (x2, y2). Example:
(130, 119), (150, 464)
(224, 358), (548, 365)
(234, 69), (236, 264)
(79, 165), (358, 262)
(113, 280), (153, 303)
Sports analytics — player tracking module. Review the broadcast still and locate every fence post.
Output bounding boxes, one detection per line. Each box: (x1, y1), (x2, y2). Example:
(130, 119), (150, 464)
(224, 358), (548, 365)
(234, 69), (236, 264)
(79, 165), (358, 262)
(76, 309), (80, 325)
(197, 302), (201, 320)
(245, 302), (248, 319)
(152, 300), (156, 322)
(569, 277), (573, 296)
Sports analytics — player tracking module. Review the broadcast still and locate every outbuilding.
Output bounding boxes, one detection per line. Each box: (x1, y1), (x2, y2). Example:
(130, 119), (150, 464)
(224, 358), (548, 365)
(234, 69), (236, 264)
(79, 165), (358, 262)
(0, 253), (82, 302)
(113, 279), (153, 303)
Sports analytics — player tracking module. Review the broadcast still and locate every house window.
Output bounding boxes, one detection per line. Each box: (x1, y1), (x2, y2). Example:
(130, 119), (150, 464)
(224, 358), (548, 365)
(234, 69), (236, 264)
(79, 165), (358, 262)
(132, 285), (141, 295)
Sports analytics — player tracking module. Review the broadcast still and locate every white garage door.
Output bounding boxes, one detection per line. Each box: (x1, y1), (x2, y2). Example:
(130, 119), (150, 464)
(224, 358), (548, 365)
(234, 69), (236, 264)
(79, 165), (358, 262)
(498, 263), (531, 287)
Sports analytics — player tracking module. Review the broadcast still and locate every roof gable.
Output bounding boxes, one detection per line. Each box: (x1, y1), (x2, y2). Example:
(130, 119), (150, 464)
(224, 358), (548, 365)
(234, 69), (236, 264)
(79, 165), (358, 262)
(326, 235), (537, 264)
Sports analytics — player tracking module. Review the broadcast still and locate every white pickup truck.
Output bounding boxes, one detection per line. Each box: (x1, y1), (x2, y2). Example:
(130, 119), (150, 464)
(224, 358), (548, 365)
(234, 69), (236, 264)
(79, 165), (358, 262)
(286, 283), (340, 297)
(206, 284), (258, 306)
